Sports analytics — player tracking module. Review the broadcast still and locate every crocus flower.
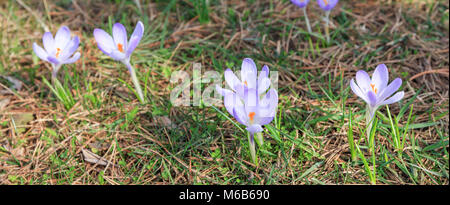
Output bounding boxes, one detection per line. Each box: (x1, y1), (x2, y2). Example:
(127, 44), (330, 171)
(33, 26), (81, 79)
(317, 0), (339, 11)
(93, 21), (144, 63)
(350, 64), (404, 130)
(216, 58), (272, 113)
(291, 0), (309, 8)
(93, 21), (145, 103)
(216, 58), (278, 164)
(291, 0), (312, 33)
(317, 0), (338, 43)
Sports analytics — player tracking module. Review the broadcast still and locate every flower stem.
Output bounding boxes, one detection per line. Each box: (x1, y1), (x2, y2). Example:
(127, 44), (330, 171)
(369, 117), (378, 185)
(248, 132), (258, 166)
(123, 60), (145, 103)
(302, 7), (312, 33)
(365, 105), (376, 144)
(366, 107), (378, 185)
(324, 10), (330, 44)
(51, 64), (61, 85)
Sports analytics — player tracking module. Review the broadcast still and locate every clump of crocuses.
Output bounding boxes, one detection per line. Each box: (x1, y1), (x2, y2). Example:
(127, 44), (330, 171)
(33, 26), (81, 80)
(94, 21), (146, 103)
(216, 58), (278, 165)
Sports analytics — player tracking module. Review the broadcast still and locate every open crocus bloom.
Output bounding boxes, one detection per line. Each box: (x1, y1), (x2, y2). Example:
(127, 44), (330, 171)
(291, 0), (310, 8)
(350, 64), (404, 118)
(216, 58), (278, 137)
(317, 0), (339, 11)
(33, 26), (81, 76)
(93, 21), (146, 103)
(93, 21), (144, 63)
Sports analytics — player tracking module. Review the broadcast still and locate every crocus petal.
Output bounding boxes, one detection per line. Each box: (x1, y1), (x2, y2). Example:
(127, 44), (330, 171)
(291, 0), (309, 8)
(47, 56), (60, 65)
(110, 49), (127, 61)
(54, 26), (71, 48)
(62, 52), (80, 64)
(216, 85), (233, 97)
(242, 58), (257, 74)
(257, 77), (271, 95)
(371, 64), (389, 92)
(259, 65), (269, 80)
(126, 21), (144, 57)
(42, 32), (55, 54)
(112, 23), (128, 51)
(242, 89), (260, 127)
(355, 70), (371, 91)
(350, 79), (369, 103)
(379, 91), (404, 106)
(33, 43), (49, 62)
(246, 124), (263, 136)
(224, 92), (240, 116)
(367, 91), (377, 107)
(58, 36), (79, 61)
(224, 68), (241, 91)
(234, 83), (247, 99)
(243, 88), (259, 111)
(377, 78), (402, 103)
(259, 116), (275, 126)
(260, 88), (278, 106)
(93, 28), (116, 55)
(233, 106), (248, 126)
(259, 89), (278, 123)
(241, 58), (258, 89)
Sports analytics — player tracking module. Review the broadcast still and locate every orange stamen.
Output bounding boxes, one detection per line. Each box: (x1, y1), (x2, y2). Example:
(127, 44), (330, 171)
(323, 0), (328, 5)
(248, 112), (256, 122)
(55, 48), (61, 58)
(244, 81), (248, 86)
(370, 84), (377, 94)
(117, 43), (124, 52)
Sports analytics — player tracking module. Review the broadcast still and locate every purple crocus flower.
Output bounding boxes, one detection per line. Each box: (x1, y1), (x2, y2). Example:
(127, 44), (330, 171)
(216, 58), (272, 116)
(216, 58), (278, 164)
(291, 0), (310, 8)
(350, 64), (404, 120)
(317, 0), (339, 11)
(93, 21), (144, 63)
(93, 21), (146, 103)
(33, 26), (81, 78)
(317, 0), (339, 43)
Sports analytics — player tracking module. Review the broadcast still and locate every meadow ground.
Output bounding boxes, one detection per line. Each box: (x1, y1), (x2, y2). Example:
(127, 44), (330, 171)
(0, 0), (448, 185)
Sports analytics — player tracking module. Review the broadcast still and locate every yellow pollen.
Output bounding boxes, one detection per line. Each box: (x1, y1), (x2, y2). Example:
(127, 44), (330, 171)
(370, 84), (377, 94)
(323, 0), (328, 5)
(117, 43), (124, 52)
(249, 112), (256, 122)
(244, 81), (248, 86)
(55, 48), (61, 58)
